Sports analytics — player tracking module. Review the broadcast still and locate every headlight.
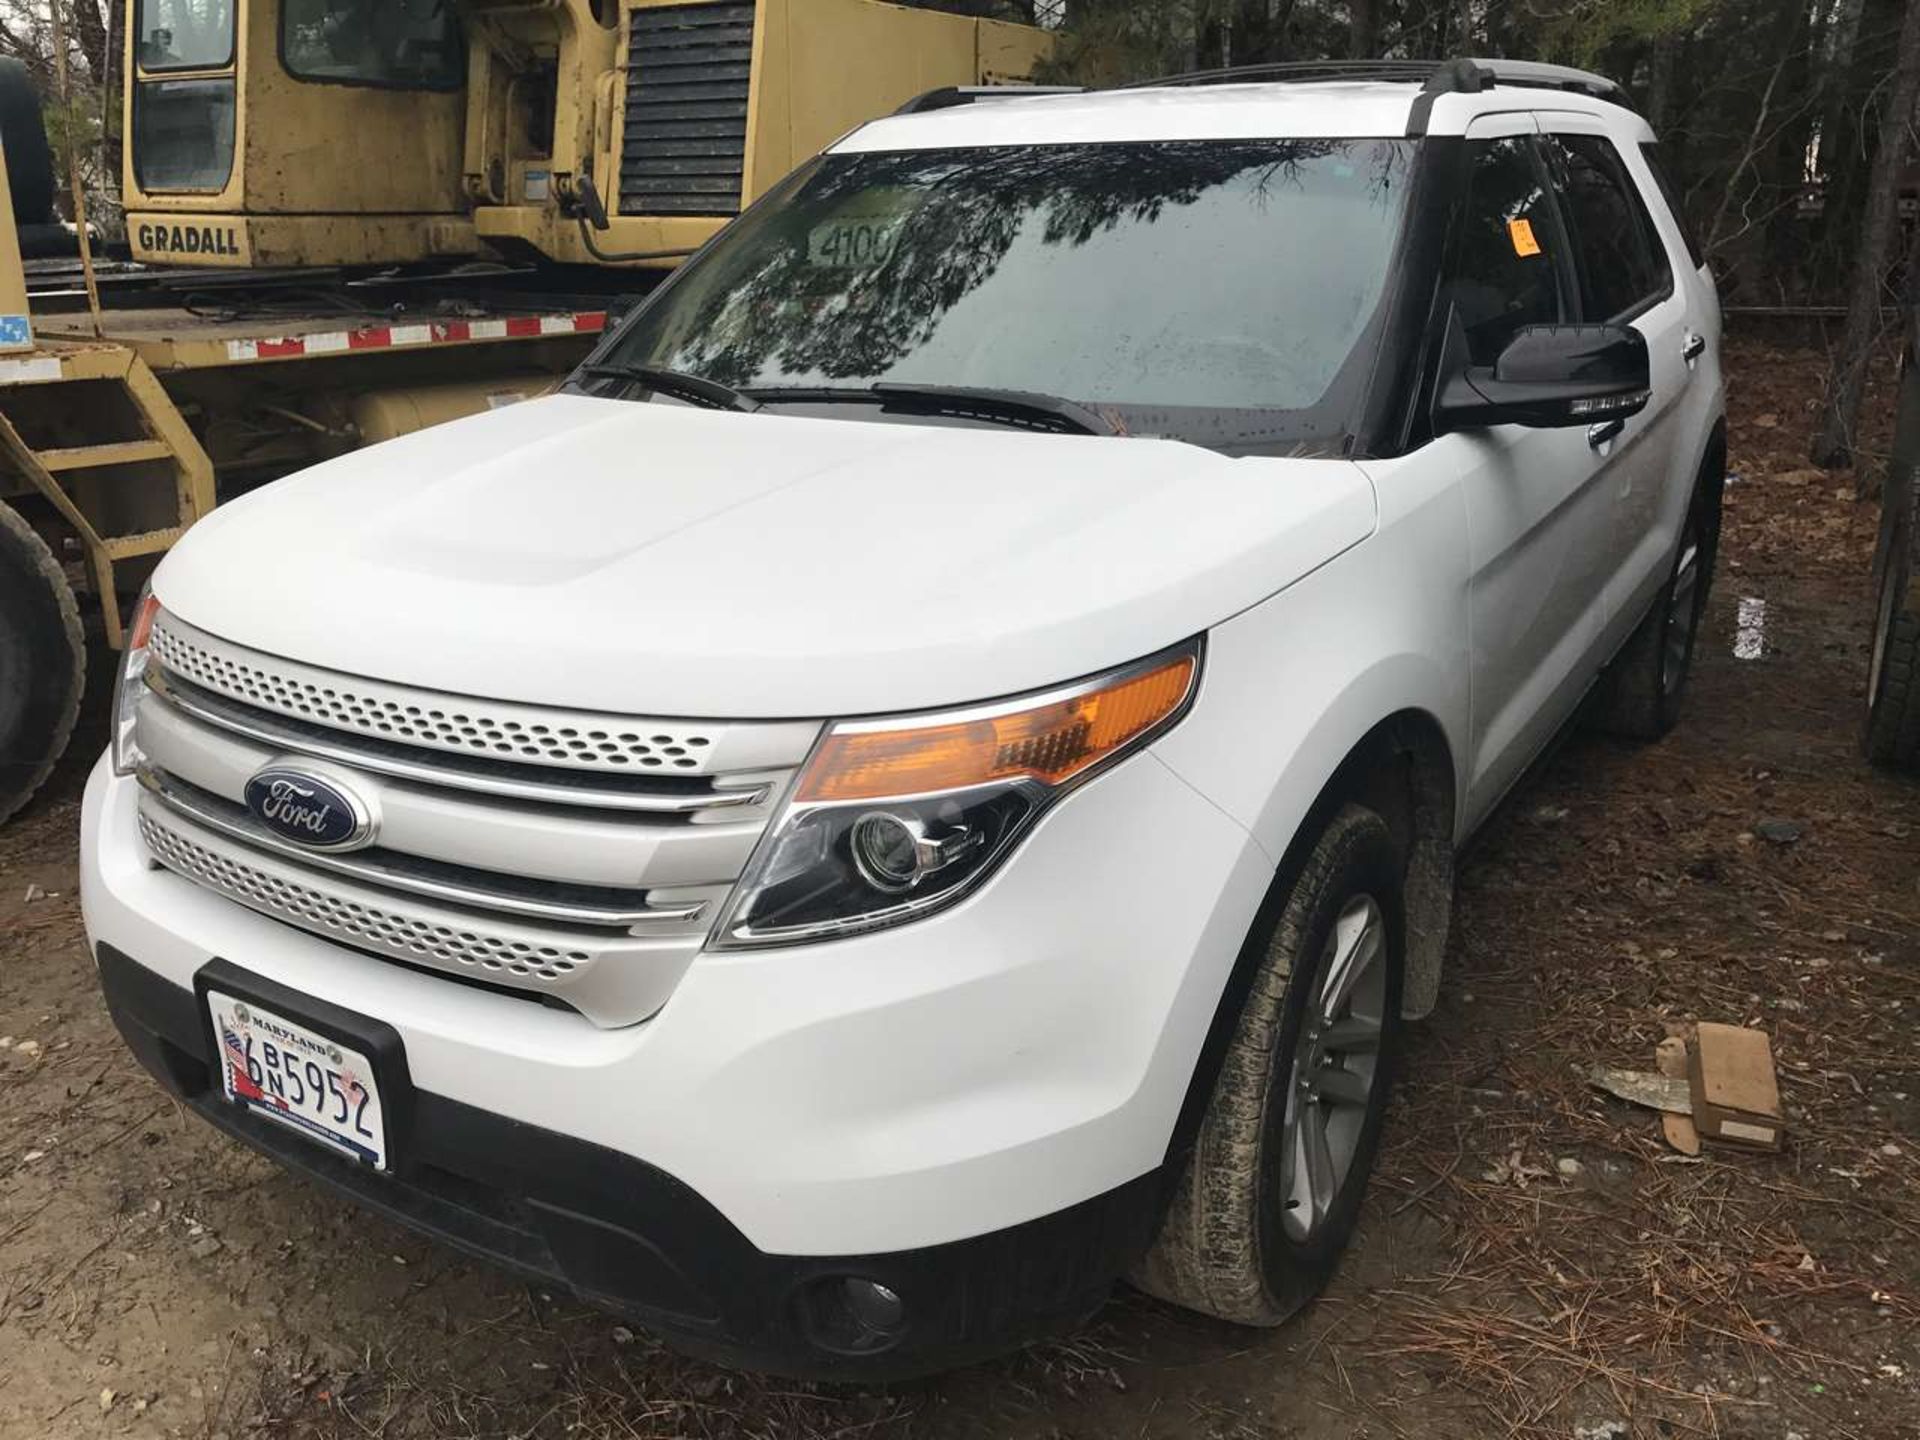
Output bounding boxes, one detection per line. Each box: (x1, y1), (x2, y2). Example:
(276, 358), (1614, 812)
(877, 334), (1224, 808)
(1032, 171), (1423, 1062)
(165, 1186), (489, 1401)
(712, 641), (1201, 948)
(110, 587), (160, 777)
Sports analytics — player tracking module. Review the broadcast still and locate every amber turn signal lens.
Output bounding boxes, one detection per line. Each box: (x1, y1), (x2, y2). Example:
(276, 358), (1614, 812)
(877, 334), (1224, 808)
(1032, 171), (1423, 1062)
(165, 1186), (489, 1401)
(797, 651), (1197, 804)
(126, 594), (159, 652)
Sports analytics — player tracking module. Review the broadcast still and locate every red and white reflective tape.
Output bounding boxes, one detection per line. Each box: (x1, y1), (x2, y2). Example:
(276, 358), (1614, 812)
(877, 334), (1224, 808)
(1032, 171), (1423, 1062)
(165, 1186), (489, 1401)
(224, 311), (608, 362)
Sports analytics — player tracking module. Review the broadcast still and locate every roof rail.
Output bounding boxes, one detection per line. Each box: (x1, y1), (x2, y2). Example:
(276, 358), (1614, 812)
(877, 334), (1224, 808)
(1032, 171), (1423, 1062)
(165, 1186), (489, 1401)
(1121, 55), (1631, 113)
(893, 84), (1085, 115)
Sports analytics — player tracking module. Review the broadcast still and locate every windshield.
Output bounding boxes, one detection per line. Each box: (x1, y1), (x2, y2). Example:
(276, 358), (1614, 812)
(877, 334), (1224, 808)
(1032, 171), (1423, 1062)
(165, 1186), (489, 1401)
(602, 139), (1418, 453)
(136, 0), (235, 71)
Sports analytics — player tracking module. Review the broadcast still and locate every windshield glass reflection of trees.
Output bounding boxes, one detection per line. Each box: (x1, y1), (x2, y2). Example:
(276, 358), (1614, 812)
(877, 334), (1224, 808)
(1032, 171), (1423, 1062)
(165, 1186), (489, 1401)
(606, 140), (1416, 454)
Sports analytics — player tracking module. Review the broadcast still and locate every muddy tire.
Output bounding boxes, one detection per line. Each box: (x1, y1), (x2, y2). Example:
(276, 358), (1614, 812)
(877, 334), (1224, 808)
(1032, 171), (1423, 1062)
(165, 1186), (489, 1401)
(1594, 457), (1724, 741)
(0, 56), (56, 226)
(1131, 804), (1404, 1325)
(0, 500), (85, 825)
(1866, 363), (1920, 771)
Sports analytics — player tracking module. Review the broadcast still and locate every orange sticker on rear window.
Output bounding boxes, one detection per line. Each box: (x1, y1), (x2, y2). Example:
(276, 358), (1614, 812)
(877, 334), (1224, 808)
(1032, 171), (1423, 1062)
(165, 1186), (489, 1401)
(1509, 218), (1542, 257)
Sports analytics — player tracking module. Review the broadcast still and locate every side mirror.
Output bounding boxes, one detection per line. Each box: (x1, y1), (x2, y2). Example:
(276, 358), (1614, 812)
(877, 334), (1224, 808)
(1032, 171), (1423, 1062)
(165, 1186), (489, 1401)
(1434, 322), (1650, 432)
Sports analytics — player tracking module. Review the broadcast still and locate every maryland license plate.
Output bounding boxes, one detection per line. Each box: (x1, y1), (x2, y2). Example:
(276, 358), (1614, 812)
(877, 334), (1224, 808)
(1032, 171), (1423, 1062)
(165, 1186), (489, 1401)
(207, 990), (388, 1169)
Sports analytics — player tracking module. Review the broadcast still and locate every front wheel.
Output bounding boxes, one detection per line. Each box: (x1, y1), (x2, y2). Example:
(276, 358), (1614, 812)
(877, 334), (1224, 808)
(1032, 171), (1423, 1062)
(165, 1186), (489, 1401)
(1131, 804), (1405, 1325)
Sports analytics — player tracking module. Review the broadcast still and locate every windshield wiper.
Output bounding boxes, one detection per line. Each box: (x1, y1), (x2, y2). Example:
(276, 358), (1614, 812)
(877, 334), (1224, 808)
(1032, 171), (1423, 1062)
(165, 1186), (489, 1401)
(750, 382), (1116, 436)
(576, 361), (761, 413)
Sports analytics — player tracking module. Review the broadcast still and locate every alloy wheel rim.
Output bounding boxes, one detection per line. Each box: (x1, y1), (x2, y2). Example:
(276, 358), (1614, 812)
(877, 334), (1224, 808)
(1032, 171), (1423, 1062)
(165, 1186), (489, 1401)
(1279, 893), (1386, 1243)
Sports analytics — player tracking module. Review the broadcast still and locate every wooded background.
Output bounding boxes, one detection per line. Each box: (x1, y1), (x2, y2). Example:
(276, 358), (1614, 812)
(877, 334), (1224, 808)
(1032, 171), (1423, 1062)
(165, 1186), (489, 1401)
(4, 0), (1918, 464)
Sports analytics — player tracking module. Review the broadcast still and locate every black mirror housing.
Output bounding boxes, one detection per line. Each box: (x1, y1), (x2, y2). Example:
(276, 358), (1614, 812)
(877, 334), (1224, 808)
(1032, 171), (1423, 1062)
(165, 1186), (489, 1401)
(1435, 321), (1651, 433)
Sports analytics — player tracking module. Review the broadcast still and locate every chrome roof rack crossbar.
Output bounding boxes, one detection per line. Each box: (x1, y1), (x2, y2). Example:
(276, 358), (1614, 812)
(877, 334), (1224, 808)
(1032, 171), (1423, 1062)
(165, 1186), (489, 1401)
(1122, 58), (1449, 90)
(1121, 56), (1631, 116)
(894, 84), (1086, 115)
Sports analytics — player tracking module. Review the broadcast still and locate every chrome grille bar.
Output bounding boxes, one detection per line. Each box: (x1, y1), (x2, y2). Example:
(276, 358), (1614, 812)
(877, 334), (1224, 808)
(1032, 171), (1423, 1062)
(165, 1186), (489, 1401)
(134, 803), (702, 1027)
(146, 610), (817, 779)
(145, 669), (771, 816)
(136, 768), (705, 929)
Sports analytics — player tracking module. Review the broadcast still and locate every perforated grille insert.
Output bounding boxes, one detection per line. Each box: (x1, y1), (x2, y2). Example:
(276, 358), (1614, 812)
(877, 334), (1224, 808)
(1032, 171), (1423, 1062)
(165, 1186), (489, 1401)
(149, 618), (713, 772)
(139, 812), (593, 984)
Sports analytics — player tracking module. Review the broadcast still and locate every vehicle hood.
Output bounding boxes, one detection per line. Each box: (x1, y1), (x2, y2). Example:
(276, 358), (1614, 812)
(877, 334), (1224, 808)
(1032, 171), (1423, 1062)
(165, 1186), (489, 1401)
(155, 395), (1376, 718)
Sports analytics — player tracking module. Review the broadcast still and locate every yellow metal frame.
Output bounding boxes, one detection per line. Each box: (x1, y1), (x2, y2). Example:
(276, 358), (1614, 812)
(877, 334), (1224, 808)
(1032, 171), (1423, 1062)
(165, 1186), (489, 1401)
(124, 0), (472, 267)
(0, 341), (217, 646)
(127, 0), (1054, 271)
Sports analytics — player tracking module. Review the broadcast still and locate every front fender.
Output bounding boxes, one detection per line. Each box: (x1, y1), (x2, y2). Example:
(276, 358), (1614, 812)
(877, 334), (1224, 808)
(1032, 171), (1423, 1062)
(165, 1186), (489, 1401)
(1155, 472), (1472, 865)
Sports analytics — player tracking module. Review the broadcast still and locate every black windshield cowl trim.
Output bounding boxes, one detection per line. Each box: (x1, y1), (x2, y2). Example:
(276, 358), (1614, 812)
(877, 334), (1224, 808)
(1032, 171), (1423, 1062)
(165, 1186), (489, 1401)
(749, 383), (1116, 437)
(575, 363), (762, 414)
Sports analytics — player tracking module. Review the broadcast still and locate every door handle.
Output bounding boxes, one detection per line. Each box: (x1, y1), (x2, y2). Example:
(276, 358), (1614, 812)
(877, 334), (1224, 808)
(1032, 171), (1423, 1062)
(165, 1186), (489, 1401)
(1587, 418), (1625, 449)
(1682, 331), (1706, 363)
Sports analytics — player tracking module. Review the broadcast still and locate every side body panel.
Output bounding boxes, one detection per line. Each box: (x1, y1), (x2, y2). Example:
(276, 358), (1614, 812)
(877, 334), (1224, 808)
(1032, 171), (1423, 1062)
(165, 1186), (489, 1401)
(1602, 120), (1727, 632)
(1432, 113), (1619, 834)
(1535, 108), (1708, 655)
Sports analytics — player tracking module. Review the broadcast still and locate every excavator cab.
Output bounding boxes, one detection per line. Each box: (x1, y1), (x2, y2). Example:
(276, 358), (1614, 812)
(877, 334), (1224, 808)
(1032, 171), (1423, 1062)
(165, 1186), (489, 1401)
(125, 0), (471, 266)
(124, 0), (1053, 271)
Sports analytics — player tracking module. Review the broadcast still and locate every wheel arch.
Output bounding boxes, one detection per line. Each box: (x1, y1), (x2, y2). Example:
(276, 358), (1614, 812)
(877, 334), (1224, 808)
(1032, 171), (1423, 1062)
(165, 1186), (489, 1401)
(1156, 705), (1458, 1205)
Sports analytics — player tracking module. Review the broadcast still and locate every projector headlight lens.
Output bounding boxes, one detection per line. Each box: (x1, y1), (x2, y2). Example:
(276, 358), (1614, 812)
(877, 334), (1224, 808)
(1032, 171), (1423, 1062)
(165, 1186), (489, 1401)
(711, 641), (1199, 948)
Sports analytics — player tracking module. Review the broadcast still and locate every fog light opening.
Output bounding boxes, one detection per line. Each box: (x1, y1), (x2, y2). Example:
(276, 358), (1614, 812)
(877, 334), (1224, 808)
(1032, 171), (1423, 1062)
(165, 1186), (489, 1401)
(797, 1275), (909, 1356)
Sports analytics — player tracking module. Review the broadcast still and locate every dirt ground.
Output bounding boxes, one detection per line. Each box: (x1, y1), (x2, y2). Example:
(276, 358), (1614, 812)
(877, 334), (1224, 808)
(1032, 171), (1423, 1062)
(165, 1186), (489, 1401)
(2, 333), (1916, 1440)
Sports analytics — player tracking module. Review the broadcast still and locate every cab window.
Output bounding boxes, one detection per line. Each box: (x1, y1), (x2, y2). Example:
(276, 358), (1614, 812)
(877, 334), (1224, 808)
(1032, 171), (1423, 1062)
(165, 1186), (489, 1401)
(281, 0), (464, 90)
(136, 0), (235, 72)
(1443, 135), (1570, 367)
(1545, 133), (1673, 321)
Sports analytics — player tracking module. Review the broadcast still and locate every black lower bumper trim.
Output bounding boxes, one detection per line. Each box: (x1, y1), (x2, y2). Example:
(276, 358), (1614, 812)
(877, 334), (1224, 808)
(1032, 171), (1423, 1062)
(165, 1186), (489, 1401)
(93, 942), (1163, 1379)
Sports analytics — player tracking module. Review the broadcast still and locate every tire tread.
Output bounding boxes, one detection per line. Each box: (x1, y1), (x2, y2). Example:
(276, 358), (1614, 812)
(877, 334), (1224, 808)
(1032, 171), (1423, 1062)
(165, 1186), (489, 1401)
(0, 499), (86, 825)
(1131, 804), (1397, 1326)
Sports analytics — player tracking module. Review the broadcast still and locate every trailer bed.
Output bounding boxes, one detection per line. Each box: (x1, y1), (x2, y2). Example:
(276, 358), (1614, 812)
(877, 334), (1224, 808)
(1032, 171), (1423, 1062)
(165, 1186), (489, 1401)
(34, 305), (607, 372)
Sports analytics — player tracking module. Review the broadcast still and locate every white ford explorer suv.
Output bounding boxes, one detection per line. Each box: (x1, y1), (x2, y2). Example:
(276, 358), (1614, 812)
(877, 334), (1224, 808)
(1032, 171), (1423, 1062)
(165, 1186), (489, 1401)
(83, 58), (1724, 1377)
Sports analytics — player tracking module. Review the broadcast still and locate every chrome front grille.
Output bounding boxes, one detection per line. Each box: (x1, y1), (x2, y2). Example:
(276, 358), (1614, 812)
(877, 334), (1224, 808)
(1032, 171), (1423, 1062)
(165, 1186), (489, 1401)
(140, 811), (597, 982)
(148, 613), (806, 776)
(135, 611), (817, 1026)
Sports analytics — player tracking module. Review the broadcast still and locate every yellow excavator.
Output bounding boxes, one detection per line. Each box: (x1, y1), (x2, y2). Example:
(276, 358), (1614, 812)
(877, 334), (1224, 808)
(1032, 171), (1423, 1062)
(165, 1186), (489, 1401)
(121, 0), (1051, 269)
(2, 0), (1053, 824)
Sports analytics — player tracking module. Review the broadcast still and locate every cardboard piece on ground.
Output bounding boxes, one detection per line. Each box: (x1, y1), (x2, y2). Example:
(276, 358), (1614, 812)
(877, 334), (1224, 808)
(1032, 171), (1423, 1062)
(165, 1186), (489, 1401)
(1587, 1066), (1692, 1114)
(1655, 1037), (1702, 1155)
(1688, 1023), (1784, 1150)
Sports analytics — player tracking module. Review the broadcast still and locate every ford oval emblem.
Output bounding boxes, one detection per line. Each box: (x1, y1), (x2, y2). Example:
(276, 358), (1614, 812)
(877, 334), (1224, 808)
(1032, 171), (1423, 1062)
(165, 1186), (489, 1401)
(243, 765), (377, 852)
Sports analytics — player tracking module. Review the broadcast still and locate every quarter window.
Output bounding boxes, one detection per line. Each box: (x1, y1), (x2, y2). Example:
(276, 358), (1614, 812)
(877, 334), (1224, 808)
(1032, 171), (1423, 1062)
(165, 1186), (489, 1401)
(1444, 136), (1569, 366)
(281, 0), (464, 90)
(1545, 133), (1673, 321)
(1638, 141), (1705, 270)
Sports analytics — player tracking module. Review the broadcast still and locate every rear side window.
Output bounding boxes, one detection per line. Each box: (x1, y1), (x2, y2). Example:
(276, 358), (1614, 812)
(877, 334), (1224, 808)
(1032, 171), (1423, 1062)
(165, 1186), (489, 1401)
(1544, 133), (1673, 321)
(1638, 141), (1705, 269)
(1443, 136), (1570, 366)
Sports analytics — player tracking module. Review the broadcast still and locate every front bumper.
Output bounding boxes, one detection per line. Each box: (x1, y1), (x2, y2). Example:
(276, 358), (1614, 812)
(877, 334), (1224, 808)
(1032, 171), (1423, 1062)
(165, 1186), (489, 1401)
(96, 942), (1162, 1377)
(82, 750), (1271, 1373)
